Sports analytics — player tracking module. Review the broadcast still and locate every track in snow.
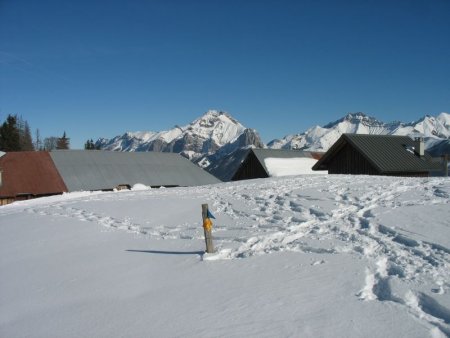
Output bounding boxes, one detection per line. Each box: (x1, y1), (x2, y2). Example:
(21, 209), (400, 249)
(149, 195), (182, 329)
(14, 175), (450, 336)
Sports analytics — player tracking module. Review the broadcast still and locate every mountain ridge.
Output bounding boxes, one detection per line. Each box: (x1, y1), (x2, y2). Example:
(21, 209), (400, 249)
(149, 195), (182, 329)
(96, 110), (264, 159)
(268, 112), (450, 152)
(95, 111), (450, 174)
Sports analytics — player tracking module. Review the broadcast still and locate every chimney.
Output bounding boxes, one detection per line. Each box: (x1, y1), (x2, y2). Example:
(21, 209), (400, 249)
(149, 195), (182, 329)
(414, 137), (424, 156)
(443, 155), (449, 177)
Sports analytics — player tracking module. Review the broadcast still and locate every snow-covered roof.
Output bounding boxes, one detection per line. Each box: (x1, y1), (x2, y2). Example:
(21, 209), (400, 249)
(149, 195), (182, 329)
(251, 149), (321, 176)
(232, 149), (324, 180)
(264, 157), (325, 177)
(50, 150), (220, 191)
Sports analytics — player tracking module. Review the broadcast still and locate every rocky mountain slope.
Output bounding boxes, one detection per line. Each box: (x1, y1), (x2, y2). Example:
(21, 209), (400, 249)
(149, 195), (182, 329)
(96, 111), (449, 179)
(96, 110), (264, 159)
(268, 112), (450, 152)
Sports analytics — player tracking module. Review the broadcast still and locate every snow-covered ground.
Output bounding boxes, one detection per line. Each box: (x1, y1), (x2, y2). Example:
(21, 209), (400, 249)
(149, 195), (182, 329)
(264, 157), (326, 176)
(1, 175), (449, 338)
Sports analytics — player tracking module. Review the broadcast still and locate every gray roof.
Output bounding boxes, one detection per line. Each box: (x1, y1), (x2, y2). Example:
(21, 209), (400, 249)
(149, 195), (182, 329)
(313, 134), (442, 173)
(202, 148), (250, 182)
(250, 148), (317, 175)
(50, 150), (220, 191)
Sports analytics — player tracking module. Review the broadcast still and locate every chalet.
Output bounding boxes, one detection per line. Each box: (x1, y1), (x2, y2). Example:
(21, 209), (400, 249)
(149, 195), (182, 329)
(0, 151), (68, 205)
(312, 134), (442, 177)
(0, 150), (220, 205)
(232, 148), (324, 181)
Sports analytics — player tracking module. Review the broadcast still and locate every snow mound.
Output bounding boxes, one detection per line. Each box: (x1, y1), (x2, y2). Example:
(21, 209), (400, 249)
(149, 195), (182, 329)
(264, 157), (325, 176)
(131, 183), (151, 191)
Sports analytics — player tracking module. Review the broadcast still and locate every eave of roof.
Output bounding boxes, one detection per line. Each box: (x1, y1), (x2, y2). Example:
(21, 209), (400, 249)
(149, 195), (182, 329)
(312, 137), (347, 171)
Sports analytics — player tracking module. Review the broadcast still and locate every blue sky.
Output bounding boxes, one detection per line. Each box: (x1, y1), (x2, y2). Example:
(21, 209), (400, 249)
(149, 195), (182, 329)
(1, 0), (449, 149)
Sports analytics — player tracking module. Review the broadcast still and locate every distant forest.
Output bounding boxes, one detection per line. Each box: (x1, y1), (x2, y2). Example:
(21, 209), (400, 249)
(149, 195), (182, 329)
(0, 114), (71, 152)
(0, 114), (88, 152)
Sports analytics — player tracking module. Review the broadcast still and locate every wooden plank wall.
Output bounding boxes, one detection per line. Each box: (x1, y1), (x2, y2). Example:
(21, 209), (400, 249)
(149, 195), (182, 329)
(232, 152), (268, 181)
(328, 144), (379, 175)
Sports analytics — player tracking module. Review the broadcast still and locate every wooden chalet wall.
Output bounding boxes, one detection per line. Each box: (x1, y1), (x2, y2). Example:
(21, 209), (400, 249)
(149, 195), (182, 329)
(328, 143), (379, 175)
(1, 191), (64, 206)
(232, 151), (268, 181)
(0, 197), (15, 206)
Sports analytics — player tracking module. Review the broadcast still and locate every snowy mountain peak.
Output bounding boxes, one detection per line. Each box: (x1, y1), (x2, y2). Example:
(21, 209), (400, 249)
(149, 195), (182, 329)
(437, 112), (450, 126)
(269, 112), (450, 152)
(185, 110), (245, 146)
(324, 112), (384, 128)
(193, 110), (241, 127)
(405, 113), (450, 140)
(96, 110), (257, 159)
(96, 110), (449, 173)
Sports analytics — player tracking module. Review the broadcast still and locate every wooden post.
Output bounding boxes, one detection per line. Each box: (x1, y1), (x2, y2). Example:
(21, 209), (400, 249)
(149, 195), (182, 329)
(202, 203), (215, 253)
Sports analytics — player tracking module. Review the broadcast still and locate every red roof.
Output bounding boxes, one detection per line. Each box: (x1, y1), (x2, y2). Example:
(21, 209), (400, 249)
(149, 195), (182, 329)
(309, 152), (325, 160)
(0, 151), (68, 198)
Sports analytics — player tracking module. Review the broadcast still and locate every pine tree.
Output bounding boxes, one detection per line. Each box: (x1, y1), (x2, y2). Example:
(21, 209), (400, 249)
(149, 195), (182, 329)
(56, 131), (70, 150)
(0, 115), (21, 151)
(84, 139), (96, 150)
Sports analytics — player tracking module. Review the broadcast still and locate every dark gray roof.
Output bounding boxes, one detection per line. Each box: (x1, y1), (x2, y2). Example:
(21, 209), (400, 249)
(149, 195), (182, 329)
(313, 134), (442, 173)
(250, 149), (317, 175)
(201, 148), (250, 182)
(50, 150), (220, 191)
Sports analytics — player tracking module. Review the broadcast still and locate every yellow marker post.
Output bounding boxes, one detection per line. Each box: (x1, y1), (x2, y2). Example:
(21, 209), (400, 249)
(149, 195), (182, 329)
(201, 204), (215, 253)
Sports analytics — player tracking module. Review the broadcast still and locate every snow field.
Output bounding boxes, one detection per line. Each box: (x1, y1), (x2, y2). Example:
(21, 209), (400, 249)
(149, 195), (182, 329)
(1, 175), (449, 337)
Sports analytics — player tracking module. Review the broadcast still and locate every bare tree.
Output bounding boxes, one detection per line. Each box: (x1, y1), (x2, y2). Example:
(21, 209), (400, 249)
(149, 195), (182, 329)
(43, 137), (58, 151)
(35, 129), (43, 150)
(20, 120), (34, 151)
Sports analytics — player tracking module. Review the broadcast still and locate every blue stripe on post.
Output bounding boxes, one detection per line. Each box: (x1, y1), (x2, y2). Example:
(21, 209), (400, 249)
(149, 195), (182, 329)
(207, 209), (216, 219)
